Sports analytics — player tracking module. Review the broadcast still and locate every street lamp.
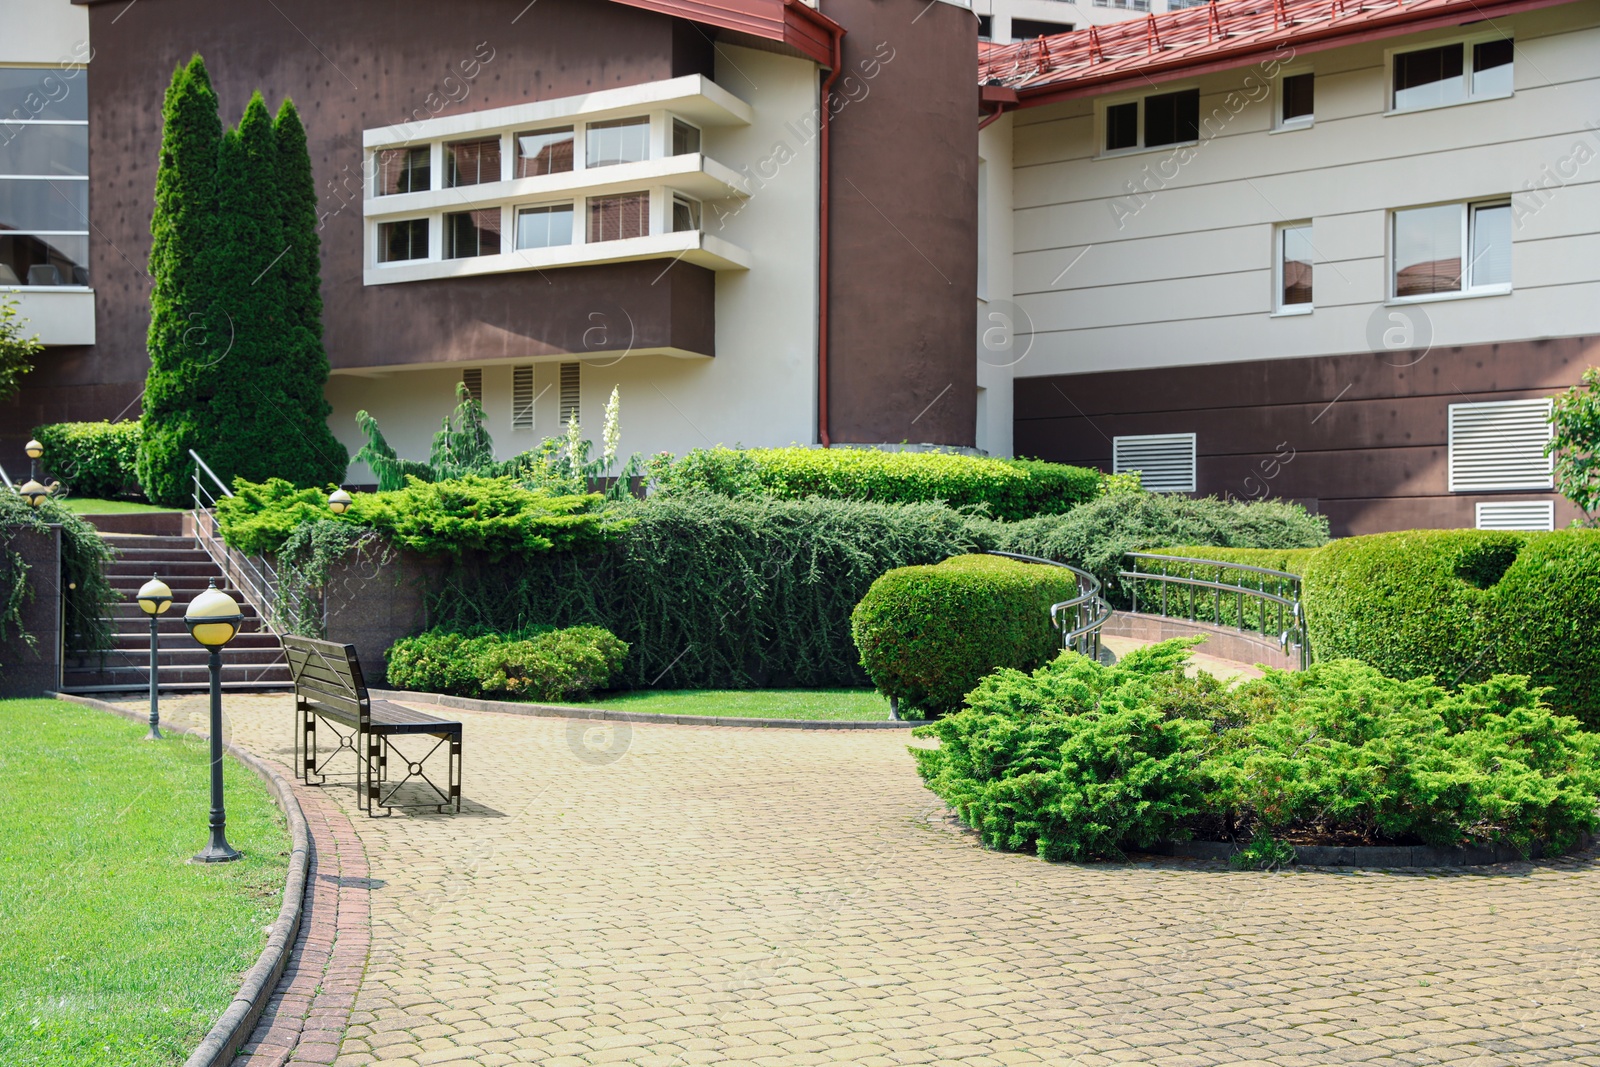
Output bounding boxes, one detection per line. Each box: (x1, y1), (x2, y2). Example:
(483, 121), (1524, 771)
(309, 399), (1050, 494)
(18, 479), (49, 507)
(184, 579), (243, 864)
(328, 488), (352, 514)
(136, 574), (173, 741)
(25, 438), (43, 477)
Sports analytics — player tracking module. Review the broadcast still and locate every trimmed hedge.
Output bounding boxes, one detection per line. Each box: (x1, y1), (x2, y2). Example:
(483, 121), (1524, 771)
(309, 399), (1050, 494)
(987, 493), (1331, 601)
(32, 421), (143, 500)
(914, 641), (1600, 863)
(384, 625), (628, 701)
(851, 554), (1081, 716)
(648, 446), (1105, 520)
(1302, 529), (1600, 726)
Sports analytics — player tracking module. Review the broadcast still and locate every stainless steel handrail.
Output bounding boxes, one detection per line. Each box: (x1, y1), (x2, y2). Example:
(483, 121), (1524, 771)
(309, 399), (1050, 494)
(984, 550), (1112, 661)
(1119, 551), (1308, 669)
(0, 461), (13, 489)
(188, 448), (304, 634)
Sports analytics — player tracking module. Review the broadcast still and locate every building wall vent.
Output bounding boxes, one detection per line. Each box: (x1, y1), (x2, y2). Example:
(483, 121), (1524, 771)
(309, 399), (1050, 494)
(512, 366), (535, 430)
(461, 367), (483, 404)
(559, 362), (580, 427)
(1475, 500), (1555, 531)
(1113, 432), (1196, 493)
(1448, 399), (1553, 492)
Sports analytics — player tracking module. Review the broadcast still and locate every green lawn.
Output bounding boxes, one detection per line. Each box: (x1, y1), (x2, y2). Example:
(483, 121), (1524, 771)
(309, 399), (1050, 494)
(581, 688), (895, 721)
(53, 497), (180, 515)
(0, 700), (289, 1067)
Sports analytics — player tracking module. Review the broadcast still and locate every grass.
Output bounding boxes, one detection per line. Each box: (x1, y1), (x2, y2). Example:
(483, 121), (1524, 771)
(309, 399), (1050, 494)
(578, 688), (895, 721)
(0, 700), (289, 1067)
(52, 497), (180, 515)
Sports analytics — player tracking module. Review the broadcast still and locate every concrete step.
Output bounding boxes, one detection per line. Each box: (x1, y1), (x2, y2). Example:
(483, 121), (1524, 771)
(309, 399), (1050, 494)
(61, 664), (293, 689)
(100, 534), (199, 552)
(106, 546), (210, 563)
(110, 601), (262, 621)
(106, 559), (218, 578)
(68, 647), (288, 668)
(60, 680), (295, 694)
(108, 630), (282, 651)
(81, 512), (186, 536)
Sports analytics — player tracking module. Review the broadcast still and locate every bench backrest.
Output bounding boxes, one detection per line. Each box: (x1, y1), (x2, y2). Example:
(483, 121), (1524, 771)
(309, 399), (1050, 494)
(282, 634), (371, 726)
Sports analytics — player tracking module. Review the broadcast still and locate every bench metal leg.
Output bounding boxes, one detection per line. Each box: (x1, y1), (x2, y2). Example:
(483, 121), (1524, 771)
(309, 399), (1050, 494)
(304, 713), (360, 788)
(367, 731), (461, 816)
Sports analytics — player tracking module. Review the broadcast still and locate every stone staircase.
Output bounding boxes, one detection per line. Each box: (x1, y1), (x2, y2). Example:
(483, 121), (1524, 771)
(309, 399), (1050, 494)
(61, 513), (292, 693)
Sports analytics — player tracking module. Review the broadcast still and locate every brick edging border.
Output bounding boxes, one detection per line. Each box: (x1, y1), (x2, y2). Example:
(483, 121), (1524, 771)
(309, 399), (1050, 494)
(373, 687), (918, 729)
(49, 692), (312, 1067)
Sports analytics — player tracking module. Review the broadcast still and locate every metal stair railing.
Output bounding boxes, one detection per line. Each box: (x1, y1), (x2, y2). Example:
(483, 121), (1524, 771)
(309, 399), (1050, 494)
(984, 550), (1112, 661)
(1119, 551), (1308, 669)
(189, 449), (306, 636)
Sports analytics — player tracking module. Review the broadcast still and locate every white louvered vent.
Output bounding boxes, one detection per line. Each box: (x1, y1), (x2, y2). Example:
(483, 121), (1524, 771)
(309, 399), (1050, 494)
(559, 362), (580, 426)
(512, 366), (535, 430)
(1476, 500), (1555, 531)
(1448, 399), (1553, 492)
(1113, 433), (1196, 493)
(461, 367), (483, 404)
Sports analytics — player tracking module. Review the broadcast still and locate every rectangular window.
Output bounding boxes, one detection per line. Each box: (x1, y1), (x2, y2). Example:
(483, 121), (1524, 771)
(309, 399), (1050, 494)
(587, 192), (648, 243)
(446, 137), (501, 187)
(1113, 433), (1197, 493)
(376, 146), (430, 195)
(1103, 89), (1198, 153)
(444, 208), (502, 259)
(586, 117), (649, 168)
(1448, 399), (1553, 492)
(512, 366), (535, 430)
(1276, 222), (1314, 311)
(377, 218), (429, 263)
(671, 119), (701, 156)
(516, 127), (574, 178)
(1280, 73), (1314, 126)
(516, 203), (574, 250)
(1392, 199), (1510, 299)
(461, 368), (483, 404)
(0, 70), (90, 287)
(1392, 38), (1512, 111)
(977, 14), (993, 39)
(671, 194), (701, 233)
(559, 362), (580, 426)
(1011, 18), (1073, 39)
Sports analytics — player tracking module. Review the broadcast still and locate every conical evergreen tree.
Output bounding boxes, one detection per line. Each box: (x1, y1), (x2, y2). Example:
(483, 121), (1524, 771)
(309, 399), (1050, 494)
(272, 97), (348, 485)
(137, 55), (223, 505)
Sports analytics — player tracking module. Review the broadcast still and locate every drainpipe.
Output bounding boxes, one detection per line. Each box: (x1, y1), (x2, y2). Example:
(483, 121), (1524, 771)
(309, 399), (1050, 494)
(979, 83), (1018, 130)
(816, 13), (845, 447)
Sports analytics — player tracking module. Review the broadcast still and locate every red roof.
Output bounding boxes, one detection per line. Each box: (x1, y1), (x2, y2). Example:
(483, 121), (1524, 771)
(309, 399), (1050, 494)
(980, 0), (1575, 107)
(611, 0), (842, 67)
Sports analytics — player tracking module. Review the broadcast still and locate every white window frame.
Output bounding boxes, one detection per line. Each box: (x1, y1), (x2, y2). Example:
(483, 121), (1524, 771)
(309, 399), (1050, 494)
(374, 217), (432, 266)
(1386, 32), (1514, 116)
(1388, 198), (1512, 304)
(0, 66), (92, 292)
(1272, 68), (1314, 131)
(1273, 220), (1314, 316)
(1447, 398), (1553, 492)
(670, 192), (702, 234)
(1113, 432), (1197, 493)
(1095, 83), (1201, 159)
(514, 199), (580, 251)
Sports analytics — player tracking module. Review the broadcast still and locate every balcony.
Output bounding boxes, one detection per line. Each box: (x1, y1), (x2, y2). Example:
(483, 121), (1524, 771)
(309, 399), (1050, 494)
(1, 286), (94, 345)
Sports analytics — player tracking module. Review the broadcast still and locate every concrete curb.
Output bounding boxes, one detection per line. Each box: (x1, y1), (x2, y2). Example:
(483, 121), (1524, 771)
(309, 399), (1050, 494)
(371, 688), (917, 730)
(49, 692), (311, 1067)
(1138, 834), (1592, 868)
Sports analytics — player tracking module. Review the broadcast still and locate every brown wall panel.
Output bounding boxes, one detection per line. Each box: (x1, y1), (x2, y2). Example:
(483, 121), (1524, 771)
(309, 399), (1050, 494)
(1015, 336), (1593, 536)
(823, 0), (978, 447)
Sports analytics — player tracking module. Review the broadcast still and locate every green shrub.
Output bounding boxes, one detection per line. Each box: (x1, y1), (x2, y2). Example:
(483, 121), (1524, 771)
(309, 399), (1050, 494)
(426, 492), (984, 690)
(215, 475), (628, 559)
(384, 625), (628, 701)
(913, 640), (1600, 862)
(987, 493), (1331, 600)
(1144, 545), (1321, 576)
(648, 446), (1104, 520)
(32, 421), (143, 500)
(1, 490), (116, 659)
(851, 554), (1083, 717)
(1303, 529), (1600, 725)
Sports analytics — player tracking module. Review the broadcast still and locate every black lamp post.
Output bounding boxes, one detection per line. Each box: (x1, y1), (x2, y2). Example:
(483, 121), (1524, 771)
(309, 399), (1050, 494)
(136, 574), (173, 740)
(20, 439), (51, 506)
(25, 438), (42, 479)
(184, 579), (243, 864)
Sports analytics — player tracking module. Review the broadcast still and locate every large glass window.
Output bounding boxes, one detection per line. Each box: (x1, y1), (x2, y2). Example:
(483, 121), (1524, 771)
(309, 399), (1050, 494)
(586, 118), (649, 168)
(0, 68), (90, 287)
(376, 146), (430, 195)
(671, 119), (700, 157)
(517, 204), (574, 249)
(1102, 89), (1198, 153)
(1276, 223), (1314, 311)
(446, 137), (501, 187)
(1392, 199), (1510, 298)
(671, 194), (701, 233)
(444, 208), (502, 258)
(587, 192), (648, 243)
(1392, 39), (1512, 111)
(517, 127), (574, 177)
(378, 219), (428, 263)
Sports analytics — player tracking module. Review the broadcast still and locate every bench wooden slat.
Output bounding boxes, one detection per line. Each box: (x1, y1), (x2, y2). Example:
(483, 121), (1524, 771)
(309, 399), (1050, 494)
(370, 699), (456, 728)
(295, 677), (364, 715)
(288, 658), (361, 694)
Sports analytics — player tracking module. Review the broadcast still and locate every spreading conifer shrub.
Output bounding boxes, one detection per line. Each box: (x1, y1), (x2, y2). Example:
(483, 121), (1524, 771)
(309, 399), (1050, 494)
(384, 625), (628, 701)
(0, 491), (116, 658)
(648, 446), (1106, 520)
(851, 554), (1082, 717)
(913, 641), (1600, 863)
(31, 421), (143, 500)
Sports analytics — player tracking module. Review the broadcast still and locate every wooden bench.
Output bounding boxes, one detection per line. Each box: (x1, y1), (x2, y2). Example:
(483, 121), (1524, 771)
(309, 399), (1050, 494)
(284, 635), (462, 816)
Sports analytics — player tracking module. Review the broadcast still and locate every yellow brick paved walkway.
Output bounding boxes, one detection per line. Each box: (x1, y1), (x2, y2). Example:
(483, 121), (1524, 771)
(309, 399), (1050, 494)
(128, 693), (1600, 1067)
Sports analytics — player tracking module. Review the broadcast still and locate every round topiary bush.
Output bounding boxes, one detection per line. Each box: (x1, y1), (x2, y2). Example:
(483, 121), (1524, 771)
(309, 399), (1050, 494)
(850, 553), (1082, 717)
(1302, 528), (1600, 727)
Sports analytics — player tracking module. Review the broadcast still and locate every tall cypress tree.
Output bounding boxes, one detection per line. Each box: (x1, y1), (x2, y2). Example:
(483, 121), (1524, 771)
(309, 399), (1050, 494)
(137, 55), (222, 506)
(272, 97), (348, 486)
